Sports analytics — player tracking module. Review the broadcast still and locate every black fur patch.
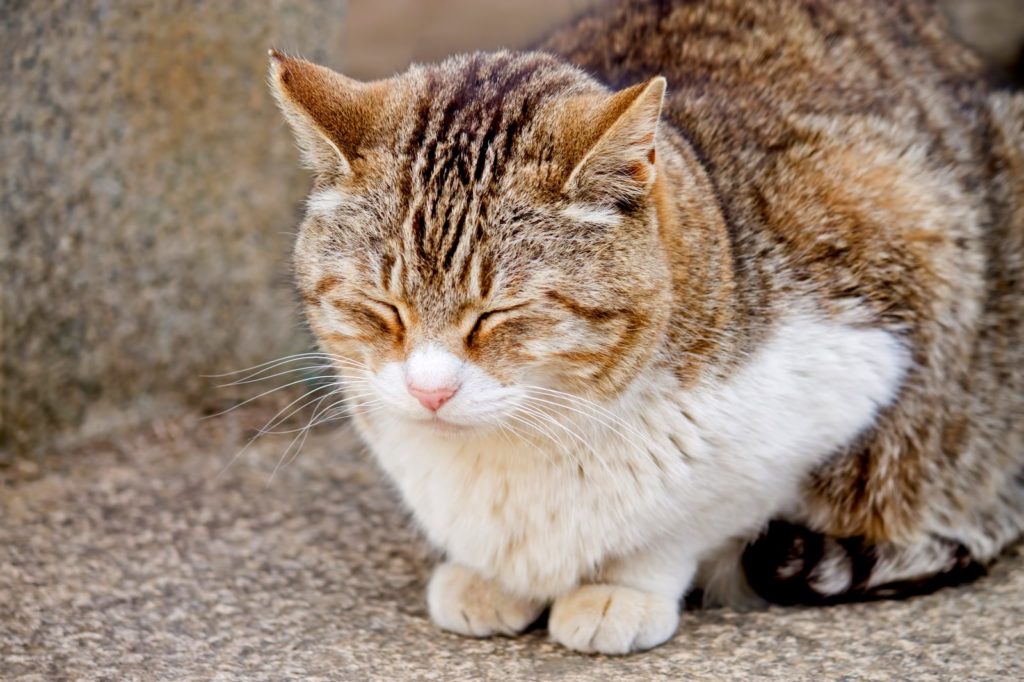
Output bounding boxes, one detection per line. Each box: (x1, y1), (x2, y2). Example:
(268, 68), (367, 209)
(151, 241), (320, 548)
(741, 521), (986, 606)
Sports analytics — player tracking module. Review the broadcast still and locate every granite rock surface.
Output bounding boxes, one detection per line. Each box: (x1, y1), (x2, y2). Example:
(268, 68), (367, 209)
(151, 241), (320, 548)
(1, 0), (348, 453)
(2, 407), (1021, 681)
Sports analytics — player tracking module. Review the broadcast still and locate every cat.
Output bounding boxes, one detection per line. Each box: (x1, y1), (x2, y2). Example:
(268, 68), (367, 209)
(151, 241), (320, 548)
(268, 0), (1024, 655)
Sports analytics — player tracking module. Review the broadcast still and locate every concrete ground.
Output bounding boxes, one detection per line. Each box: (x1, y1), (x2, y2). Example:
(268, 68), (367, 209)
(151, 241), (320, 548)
(2, 406), (1022, 681)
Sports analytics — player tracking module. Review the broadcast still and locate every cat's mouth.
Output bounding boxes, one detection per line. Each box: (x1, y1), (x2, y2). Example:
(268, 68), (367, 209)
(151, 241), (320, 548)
(413, 414), (474, 436)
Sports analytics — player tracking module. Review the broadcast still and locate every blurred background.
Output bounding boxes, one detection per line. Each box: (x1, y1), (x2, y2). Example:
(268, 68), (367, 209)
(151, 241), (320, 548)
(2, 0), (1023, 459)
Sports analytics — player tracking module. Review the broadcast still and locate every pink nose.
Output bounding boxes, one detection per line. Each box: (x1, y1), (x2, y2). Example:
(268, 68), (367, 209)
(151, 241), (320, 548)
(407, 384), (457, 412)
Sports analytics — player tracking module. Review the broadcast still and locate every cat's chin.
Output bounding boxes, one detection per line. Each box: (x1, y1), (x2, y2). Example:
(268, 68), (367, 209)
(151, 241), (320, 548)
(408, 415), (482, 438)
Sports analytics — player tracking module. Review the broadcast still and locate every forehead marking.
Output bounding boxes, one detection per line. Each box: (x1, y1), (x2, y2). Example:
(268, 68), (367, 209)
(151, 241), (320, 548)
(400, 57), (552, 275)
(390, 54), (585, 301)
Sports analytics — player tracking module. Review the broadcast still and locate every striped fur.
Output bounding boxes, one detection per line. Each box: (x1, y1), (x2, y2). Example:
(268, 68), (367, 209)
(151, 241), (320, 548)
(270, 0), (1024, 654)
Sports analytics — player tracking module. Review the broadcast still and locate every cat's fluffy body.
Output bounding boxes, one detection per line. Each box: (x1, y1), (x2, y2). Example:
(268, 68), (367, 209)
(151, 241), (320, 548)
(271, 0), (1024, 654)
(370, 317), (907, 593)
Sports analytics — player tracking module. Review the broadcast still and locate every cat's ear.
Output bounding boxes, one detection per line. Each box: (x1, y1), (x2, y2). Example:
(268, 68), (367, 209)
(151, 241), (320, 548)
(268, 50), (390, 176)
(563, 77), (666, 205)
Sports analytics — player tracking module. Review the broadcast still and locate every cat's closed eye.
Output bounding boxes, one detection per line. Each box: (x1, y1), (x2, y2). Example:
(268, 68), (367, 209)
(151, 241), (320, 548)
(466, 304), (528, 346)
(364, 298), (405, 330)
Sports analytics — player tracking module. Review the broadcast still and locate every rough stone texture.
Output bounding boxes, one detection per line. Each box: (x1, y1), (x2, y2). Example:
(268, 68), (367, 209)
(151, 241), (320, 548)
(942, 0), (1024, 68)
(1, 407), (1022, 681)
(1, 0), (349, 453)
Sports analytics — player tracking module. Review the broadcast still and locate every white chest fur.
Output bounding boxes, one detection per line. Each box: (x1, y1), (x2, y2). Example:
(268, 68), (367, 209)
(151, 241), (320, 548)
(357, 314), (908, 600)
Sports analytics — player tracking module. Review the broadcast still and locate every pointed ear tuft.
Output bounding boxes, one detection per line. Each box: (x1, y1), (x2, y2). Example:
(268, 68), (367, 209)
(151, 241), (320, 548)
(564, 77), (666, 206)
(268, 52), (390, 176)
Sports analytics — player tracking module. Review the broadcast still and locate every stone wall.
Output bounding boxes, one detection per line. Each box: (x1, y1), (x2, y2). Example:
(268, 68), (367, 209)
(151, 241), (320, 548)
(943, 0), (1024, 69)
(1, 1), (350, 453)
(2, 0), (1021, 456)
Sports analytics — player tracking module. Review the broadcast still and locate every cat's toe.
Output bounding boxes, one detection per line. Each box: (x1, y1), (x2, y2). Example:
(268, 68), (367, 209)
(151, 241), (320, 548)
(427, 562), (545, 638)
(548, 584), (680, 655)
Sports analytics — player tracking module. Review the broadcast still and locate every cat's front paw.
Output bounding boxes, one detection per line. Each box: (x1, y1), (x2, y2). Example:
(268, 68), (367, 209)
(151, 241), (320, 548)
(427, 562), (545, 638)
(548, 584), (680, 654)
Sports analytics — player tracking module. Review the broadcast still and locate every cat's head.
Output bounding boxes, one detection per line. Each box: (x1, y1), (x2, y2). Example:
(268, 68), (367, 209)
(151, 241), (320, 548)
(270, 50), (673, 434)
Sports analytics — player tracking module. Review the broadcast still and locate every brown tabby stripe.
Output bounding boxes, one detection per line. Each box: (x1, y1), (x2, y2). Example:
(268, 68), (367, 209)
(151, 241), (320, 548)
(331, 300), (394, 338)
(394, 54), (583, 283)
(314, 275), (340, 297)
(545, 291), (625, 324)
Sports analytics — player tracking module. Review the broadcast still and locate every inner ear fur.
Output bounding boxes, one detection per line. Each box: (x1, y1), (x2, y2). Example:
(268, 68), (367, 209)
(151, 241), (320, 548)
(268, 50), (395, 175)
(560, 77), (667, 205)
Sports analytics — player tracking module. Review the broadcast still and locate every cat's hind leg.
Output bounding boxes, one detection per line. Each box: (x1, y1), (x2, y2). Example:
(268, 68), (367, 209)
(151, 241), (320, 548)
(739, 468), (1024, 605)
(739, 521), (987, 605)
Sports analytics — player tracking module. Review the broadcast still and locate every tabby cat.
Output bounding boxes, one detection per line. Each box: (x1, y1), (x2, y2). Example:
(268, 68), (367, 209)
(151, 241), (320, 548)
(269, 0), (1024, 654)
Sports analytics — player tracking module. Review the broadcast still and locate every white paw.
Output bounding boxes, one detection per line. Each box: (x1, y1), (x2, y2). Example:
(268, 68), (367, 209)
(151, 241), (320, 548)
(427, 563), (545, 638)
(548, 584), (680, 654)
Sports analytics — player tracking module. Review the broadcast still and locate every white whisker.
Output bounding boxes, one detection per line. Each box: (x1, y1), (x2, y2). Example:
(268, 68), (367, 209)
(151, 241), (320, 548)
(204, 351), (367, 379)
(202, 374), (347, 420)
(216, 363), (340, 387)
(214, 382), (346, 478)
(523, 386), (668, 457)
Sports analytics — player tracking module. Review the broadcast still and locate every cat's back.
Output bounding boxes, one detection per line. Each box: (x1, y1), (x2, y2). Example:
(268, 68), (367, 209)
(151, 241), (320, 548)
(542, 0), (995, 196)
(542, 0), (989, 119)
(543, 0), (1004, 324)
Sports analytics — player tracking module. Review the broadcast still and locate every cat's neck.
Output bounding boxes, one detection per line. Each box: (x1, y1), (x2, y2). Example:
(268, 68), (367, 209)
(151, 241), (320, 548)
(652, 128), (745, 386)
